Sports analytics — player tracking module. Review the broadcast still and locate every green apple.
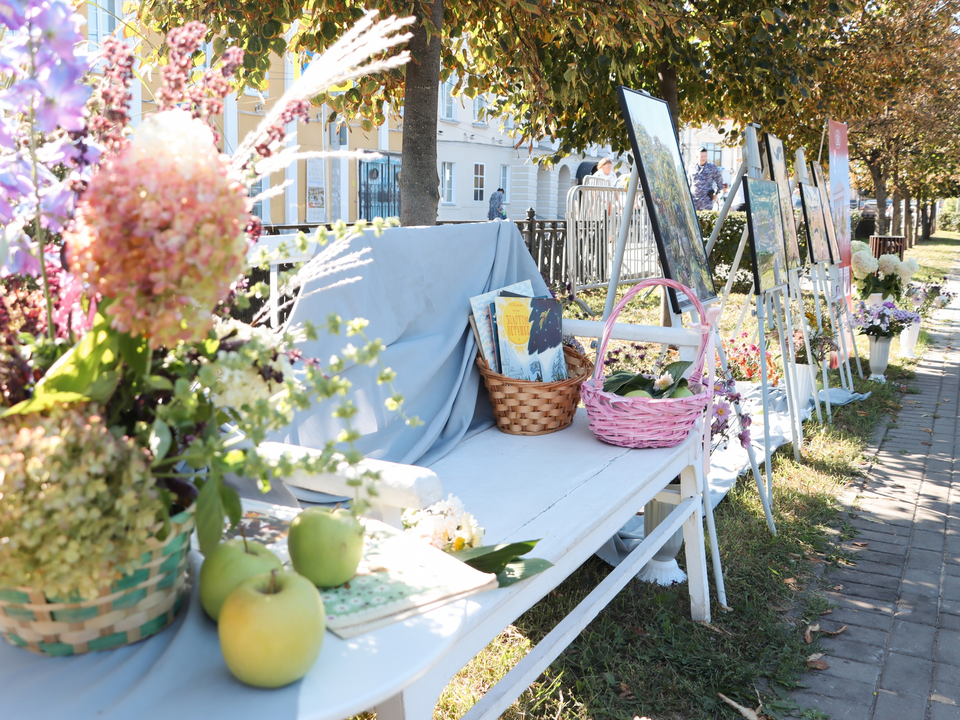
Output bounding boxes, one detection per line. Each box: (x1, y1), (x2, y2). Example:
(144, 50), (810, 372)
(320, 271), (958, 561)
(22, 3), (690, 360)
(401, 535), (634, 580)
(219, 570), (325, 688)
(670, 386), (695, 398)
(199, 538), (282, 622)
(288, 507), (365, 588)
(623, 389), (653, 398)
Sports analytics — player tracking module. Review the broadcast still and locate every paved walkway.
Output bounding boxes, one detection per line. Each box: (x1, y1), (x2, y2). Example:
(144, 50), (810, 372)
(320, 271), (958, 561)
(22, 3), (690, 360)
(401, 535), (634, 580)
(790, 273), (960, 720)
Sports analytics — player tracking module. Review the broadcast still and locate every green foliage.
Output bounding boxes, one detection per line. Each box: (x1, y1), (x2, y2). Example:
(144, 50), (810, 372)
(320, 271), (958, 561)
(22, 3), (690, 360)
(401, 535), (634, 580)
(943, 198), (959, 213)
(698, 210), (752, 294)
(940, 211), (960, 232)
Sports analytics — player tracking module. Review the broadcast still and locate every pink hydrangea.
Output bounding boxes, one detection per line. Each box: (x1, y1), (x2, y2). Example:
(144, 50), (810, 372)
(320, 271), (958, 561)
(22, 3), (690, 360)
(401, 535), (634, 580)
(66, 110), (250, 348)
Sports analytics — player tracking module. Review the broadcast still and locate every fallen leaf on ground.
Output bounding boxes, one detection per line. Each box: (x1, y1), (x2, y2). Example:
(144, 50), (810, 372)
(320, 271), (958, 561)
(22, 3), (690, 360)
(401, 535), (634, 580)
(921, 427), (933, 434)
(922, 441), (932, 446)
(717, 692), (764, 720)
(618, 682), (635, 700)
(806, 653), (830, 670)
(784, 577), (798, 589)
(698, 621), (733, 635)
(787, 552), (802, 560)
(805, 623), (820, 643)
(772, 605), (789, 612)
(831, 584), (843, 591)
(630, 626), (648, 636)
(805, 553), (823, 563)
(820, 625), (847, 637)
(856, 410), (868, 416)
(852, 542), (868, 547)
(820, 609), (833, 615)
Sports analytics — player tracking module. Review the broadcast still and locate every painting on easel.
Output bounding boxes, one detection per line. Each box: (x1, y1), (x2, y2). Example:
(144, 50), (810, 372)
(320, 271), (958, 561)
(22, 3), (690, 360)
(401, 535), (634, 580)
(800, 182), (832, 264)
(811, 162), (842, 264)
(763, 134), (803, 270)
(743, 177), (788, 293)
(616, 86), (717, 314)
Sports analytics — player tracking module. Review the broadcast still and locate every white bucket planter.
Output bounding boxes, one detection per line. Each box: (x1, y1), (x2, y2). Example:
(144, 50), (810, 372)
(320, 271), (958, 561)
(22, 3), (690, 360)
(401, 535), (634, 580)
(899, 322), (921, 359)
(868, 335), (893, 382)
(786, 360), (816, 410)
(865, 292), (885, 308)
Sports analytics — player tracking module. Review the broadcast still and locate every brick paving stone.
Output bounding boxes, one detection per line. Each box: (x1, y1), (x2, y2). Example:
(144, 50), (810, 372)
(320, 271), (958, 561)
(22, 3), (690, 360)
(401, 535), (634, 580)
(936, 631), (960, 668)
(790, 691), (871, 720)
(822, 656), (883, 685)
(906, 549), (946, 573)
(932, 677), (960, 707)
(879, 652), (934, 697)
(901, 569), (942, 598)
(942, 614), (960, 632)
(842, 558), (904, 578)
(931, 701), (960, 720)
(872, 690), (928, 720)
(888, 619), (938, 658)
(801, 672), (879, 704)
(838, 581), (900, 604)
(819, 638), (885, 664)
(827, 607), (895, 632)
(833, 568), (901, 591)
(913, 530), (948, 552)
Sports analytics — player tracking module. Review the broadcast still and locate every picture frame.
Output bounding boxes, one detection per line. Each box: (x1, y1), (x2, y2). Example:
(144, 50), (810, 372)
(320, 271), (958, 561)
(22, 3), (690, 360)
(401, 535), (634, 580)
(811, 162), (842, 264)
(743, 177), (788, 294)
(616, 86), (717, 314)
(799, 182), (832, 264)
(763, 134), (803, 270)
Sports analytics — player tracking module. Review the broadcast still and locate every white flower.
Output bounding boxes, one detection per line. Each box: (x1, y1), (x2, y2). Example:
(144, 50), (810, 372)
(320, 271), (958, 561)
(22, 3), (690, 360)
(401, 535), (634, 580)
(851, 250), (878, 280)
(130, 109), (221, 180)
(897, 257), (919, 283)
(653, 372), (674, 391)
(850, 240), (871, 256)
(877, 254), (899, 278)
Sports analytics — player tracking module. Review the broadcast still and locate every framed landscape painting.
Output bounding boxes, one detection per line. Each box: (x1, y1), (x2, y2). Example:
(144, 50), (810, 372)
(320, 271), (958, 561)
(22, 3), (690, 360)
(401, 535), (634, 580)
(811, 162), (842, 263)
(616, 86), (717, 314)
(743, 177), (788, 294)
(763, 134), (803, 270)
(800, 182), (832, 264)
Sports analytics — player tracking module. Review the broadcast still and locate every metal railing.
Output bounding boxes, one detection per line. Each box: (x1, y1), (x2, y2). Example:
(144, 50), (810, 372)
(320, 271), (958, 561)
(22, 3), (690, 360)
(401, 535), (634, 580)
(564, 184), (659, 298)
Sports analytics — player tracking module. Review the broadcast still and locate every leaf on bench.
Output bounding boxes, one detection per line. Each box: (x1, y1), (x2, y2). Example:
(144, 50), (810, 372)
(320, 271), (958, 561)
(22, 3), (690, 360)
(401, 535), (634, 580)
(451, 540), (540, 575)
(496, 557), (553, 587)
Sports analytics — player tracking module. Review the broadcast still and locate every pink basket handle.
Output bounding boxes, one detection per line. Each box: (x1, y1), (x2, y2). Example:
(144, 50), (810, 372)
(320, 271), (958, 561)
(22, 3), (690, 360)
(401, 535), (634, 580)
(592, 278), (712, 384)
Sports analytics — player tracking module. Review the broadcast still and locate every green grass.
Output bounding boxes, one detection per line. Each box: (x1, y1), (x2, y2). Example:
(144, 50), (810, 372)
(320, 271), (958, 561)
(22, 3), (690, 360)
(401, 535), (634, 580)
(369, 231), (960, 720)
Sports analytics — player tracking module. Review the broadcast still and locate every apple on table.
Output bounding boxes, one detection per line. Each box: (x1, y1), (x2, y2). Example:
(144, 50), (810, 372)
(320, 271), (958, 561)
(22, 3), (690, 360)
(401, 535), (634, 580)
(288, 506), (365, 588)
(199, 537), (282, 622)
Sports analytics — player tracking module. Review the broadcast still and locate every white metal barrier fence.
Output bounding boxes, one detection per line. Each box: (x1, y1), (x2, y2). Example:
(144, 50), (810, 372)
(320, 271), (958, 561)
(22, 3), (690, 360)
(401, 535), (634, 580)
(565, 182), (659, 298)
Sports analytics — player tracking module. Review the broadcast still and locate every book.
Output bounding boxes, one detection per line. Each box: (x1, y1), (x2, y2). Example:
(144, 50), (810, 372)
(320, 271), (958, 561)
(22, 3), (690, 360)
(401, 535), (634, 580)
(228, 499), (498, 639)
(469, 281), (534, 373)
(494, 296), (567, 382)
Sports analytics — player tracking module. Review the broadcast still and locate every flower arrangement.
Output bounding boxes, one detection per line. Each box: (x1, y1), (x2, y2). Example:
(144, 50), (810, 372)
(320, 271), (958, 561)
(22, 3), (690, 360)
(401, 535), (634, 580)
(710, 378), (751, 451)
(904, 279), (955, 319)
(402, 494), (486, 553)
(849, 240), (919, 301)
(0, 1), (415, 602)
(853, 300), (920, 338)
(724, 331), (780, 385)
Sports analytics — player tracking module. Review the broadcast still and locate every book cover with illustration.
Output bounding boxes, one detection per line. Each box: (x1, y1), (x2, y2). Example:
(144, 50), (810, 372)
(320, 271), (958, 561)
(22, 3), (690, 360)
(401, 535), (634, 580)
(469, 280), (533, 372)
(494, 296), (567, 382)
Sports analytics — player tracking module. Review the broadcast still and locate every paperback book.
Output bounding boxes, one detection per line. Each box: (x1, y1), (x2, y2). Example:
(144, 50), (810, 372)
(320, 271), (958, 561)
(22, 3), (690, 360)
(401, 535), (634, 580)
(494, 296), (567, 382)
(469, 281), (534, 372)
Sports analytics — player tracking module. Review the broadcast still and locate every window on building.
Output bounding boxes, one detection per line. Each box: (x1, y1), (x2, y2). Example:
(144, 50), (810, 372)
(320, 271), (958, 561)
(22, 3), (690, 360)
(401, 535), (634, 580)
(198, 41), (214, 70)
(473, 95), (487, 124)
(440, 162), (455, 204)
(701, 142), (722, 165)
(440, 78), (456, 120)
(499, 165), (511, 203)
(87, 0), (120, 61)
(250, 177), (264, 219)
(473, 163), (485, 202)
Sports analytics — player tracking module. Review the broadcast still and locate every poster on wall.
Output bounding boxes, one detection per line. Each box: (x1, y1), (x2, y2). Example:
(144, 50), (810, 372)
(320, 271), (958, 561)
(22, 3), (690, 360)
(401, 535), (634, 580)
(827, 120), (852, 299)
(616, 86), (717, 314)
(306, 157), (327, 223)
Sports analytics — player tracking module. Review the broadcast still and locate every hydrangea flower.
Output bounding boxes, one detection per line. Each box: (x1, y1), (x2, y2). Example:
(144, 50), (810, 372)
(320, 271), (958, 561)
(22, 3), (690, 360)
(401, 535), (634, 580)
(66, 110), (250, 349)
(850, 250), (879, 280)
(877, 253), (900, 278)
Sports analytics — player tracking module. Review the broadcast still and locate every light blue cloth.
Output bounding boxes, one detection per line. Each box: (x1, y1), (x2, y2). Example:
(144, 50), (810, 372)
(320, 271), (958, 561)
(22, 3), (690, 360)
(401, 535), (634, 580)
(273, 221), (549, 467)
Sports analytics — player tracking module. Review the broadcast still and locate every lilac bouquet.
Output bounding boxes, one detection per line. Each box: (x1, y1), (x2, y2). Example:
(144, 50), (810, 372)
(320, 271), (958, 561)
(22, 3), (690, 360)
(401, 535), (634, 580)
(853, 301), (920, 338)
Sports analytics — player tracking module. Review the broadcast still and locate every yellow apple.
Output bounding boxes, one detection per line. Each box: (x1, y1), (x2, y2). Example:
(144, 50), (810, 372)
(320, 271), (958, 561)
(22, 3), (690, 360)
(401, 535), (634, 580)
(219, 570), (325, 688)
(624, 389), (653, 398)
(199, 538), (282, 622)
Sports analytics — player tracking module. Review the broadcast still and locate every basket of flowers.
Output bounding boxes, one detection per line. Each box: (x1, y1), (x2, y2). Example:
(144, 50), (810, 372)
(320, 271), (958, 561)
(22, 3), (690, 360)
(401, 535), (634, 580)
(580, 278), (712, 449)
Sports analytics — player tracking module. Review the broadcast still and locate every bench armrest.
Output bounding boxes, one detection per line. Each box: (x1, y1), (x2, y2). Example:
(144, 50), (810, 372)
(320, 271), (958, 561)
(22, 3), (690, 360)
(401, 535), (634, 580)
(257, 441), (444, 527)
(562, 318), (702, 362)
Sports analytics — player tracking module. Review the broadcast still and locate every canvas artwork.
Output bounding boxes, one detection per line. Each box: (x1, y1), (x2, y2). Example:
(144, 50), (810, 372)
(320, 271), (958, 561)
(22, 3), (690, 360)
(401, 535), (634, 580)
(743, 177), (788, 294)
(616, 87), (717, 314)
(763, 134), (803, 270)
(800, 182), (832, 264)
(811, 162), (842, 263)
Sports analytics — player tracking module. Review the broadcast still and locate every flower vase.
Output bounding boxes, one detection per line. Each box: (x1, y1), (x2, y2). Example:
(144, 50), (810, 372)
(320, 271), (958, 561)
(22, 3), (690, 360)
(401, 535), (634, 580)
(899, 321), (921, 359)
(0, 507), (194, 656)
(637, 498), (686, 586)
(866, 292), (885, 308)
(868, 335), (893, 383)
(786, 360), (816, 409)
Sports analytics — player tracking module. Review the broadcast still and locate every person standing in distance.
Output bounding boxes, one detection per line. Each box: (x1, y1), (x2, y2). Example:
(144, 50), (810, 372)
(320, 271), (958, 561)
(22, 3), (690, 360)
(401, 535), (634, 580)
(688, 147), (723, 211)
(591, 157), (619, 187)
(488, 187), (507, 220)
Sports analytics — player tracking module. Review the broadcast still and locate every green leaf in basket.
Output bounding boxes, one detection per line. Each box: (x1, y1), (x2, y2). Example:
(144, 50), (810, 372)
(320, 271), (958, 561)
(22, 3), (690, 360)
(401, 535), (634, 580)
(603, 370), (643, 395)
(496, 557), (554, 587)
(451, 540), (540, 575)
(617, 375), (655, 395)
(651, 360), (693, 398)
(195, 478), (225, 556)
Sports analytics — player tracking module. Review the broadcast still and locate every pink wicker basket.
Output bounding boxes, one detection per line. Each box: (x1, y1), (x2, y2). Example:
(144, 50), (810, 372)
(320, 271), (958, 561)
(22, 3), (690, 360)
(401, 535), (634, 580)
(581, 278), (712, 449)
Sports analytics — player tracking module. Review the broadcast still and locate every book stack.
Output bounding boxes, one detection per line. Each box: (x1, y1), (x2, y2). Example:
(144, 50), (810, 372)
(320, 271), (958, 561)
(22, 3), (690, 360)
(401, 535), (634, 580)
(468, 282), (567, 383)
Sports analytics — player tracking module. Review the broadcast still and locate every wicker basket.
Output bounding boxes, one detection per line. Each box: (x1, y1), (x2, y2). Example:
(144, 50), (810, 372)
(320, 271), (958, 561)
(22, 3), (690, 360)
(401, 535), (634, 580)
(0, 506), (194, 656)
(581, 278), (712, 449)
(477, 346), (593, 436)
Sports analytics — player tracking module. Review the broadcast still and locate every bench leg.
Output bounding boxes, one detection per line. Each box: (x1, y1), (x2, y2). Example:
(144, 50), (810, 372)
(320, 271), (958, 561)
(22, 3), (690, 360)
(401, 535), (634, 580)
(680, 464), (710, 622)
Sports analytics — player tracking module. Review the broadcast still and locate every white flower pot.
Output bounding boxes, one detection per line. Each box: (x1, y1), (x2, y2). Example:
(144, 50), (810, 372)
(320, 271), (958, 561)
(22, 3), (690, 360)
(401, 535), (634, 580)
(868, 335), (892, 382)
(866, 292), (885, 308)
(786, 360), (816, 409)
(899, 321), (921, 359)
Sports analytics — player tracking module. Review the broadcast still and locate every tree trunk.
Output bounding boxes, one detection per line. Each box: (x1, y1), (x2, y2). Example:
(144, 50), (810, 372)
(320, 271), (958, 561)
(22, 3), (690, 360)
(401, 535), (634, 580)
(869, 164), (888, 235)
(904, 188), (913, 248)
(657, 63), (679, 137)
(399, 0), (444, 227)
(891, 188), (902, 235)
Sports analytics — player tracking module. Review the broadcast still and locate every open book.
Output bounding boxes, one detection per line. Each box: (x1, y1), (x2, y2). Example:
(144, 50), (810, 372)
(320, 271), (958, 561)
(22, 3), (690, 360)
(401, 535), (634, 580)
(229, 499), (498, 638)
